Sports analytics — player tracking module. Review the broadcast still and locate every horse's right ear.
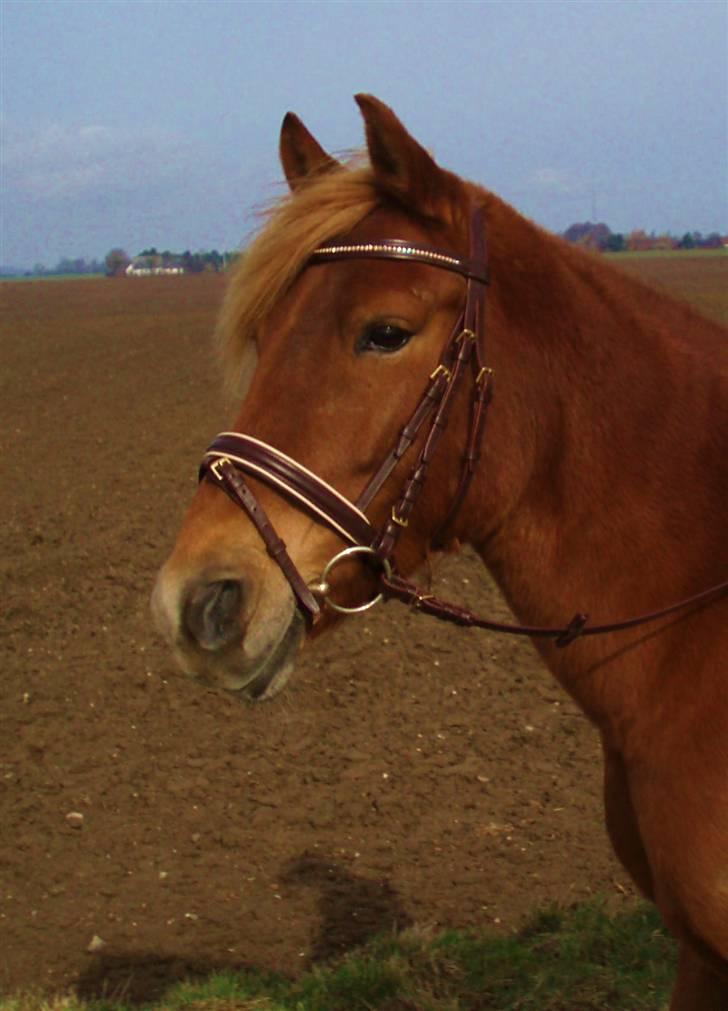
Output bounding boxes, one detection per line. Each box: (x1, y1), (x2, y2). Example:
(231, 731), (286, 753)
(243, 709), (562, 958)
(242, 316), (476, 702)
(279, 112), (340, 191)
(355, 94), (462, 224)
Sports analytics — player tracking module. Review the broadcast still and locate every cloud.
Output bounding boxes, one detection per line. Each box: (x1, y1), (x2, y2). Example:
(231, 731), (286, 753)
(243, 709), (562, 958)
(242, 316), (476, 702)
(527, 167), (585, 197)
(2, 122), (187, 200)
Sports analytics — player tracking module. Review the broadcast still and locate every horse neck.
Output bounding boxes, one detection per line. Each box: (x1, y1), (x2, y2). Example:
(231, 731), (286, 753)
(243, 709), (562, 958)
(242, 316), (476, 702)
(466, 199), (727, 717)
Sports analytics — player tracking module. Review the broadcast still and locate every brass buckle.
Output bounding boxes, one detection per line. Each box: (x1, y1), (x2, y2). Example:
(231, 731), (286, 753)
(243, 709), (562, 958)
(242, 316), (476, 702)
(429, 363), (451, 382)
(209, 456), (232, 480)
(391, 507), (409, 528)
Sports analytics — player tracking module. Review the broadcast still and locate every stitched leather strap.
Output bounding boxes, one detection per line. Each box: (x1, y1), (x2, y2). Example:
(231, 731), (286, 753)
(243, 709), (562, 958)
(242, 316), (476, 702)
(355, 357), (453, 512)
(202, 433), (376, 547)
(432, 365), (494, 547)
(381, 572), (728, 646)
(200, 457), (322, 624)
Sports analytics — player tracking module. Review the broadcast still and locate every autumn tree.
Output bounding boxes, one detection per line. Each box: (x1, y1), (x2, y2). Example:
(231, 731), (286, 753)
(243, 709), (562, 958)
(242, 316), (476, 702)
(105, 248), (130, 277)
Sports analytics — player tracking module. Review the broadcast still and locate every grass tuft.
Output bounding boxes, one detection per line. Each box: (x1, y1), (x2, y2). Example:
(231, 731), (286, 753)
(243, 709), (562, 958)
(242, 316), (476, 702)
(1, 900), (676, 1011)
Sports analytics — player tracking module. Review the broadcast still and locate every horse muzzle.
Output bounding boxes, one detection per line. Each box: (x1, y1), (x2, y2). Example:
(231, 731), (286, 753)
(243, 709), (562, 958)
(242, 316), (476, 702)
(151, 551), (305, 700)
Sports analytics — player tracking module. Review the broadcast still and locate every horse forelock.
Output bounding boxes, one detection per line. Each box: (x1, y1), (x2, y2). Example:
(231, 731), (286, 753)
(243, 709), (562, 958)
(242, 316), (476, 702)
(217, 163), (381, 393)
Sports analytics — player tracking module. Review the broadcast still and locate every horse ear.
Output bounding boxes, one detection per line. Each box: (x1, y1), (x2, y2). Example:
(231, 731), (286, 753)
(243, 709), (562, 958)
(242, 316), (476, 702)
(355, 93), (460, 221)
(279, 112), (340, 191)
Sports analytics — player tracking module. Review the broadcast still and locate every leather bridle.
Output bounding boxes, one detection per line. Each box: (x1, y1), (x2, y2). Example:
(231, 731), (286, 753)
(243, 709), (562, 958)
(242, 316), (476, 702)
(199, 205), (727, 647)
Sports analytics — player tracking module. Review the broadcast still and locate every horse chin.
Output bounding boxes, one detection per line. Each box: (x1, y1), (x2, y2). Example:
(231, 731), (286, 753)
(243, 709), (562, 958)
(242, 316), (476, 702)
(233, 610), (305, 700)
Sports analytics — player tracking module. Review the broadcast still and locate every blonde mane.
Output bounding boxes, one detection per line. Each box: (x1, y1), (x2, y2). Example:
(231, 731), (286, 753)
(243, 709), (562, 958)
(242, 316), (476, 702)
(217, 164), (380, 388)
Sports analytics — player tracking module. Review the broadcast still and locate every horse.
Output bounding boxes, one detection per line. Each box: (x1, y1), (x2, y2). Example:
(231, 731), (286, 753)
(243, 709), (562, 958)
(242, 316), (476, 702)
(152, 95), (728, 1009)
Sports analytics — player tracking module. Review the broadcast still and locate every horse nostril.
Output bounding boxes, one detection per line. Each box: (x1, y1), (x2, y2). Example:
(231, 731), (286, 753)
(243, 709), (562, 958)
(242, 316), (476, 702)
(184, 579), (243, 651)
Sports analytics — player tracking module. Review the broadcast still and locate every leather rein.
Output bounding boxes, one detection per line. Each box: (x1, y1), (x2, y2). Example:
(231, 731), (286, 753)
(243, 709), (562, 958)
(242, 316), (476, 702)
(200, 206), (727, 647)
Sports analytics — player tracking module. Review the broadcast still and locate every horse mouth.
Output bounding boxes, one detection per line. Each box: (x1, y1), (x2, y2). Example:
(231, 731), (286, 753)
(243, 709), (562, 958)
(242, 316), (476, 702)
(236, 609), (305, 700)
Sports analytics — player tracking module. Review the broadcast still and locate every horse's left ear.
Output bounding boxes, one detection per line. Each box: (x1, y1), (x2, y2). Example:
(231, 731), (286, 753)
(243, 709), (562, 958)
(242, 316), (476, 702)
(355, 94), (462, 223)
(279, 112), (340, 191)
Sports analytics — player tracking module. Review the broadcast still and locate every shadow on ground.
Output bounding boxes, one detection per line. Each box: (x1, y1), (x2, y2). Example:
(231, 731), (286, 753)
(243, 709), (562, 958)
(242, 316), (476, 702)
(74, 852), (410, 1003)
(281, 851), (413, 963)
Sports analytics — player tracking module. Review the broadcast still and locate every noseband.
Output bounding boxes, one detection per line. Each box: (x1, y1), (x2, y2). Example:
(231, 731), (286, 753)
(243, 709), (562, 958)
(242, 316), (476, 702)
(200, 207), (727, 645)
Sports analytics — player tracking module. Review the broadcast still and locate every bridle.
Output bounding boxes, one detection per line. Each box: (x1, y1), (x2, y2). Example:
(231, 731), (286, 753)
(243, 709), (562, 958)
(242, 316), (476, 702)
(200, 206), (490, 615)
(200, 205), (727, 647)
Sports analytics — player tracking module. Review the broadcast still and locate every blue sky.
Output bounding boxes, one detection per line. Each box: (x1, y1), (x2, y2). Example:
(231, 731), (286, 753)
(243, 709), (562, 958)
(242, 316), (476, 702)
(1, 0), (726, 268)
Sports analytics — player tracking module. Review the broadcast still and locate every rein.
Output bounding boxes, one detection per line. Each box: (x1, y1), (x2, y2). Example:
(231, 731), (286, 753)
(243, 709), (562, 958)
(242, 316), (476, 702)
(200, 206), (728, 645)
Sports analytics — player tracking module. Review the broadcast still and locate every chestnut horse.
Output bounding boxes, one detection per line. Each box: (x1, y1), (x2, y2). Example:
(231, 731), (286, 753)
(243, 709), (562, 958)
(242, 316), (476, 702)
(153, 96), (728, 1008)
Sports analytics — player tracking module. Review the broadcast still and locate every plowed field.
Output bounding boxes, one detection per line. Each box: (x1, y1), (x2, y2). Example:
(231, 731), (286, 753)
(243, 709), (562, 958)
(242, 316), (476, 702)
(2, 253), (724, 1001)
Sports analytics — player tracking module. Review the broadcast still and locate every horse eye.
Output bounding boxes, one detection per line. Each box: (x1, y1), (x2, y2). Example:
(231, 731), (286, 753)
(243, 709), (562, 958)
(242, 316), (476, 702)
(358, 322), (413, 354)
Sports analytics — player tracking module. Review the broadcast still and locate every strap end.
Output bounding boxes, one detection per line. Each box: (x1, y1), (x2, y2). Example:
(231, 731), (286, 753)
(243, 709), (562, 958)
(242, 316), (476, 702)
(555, 613), (589, 647)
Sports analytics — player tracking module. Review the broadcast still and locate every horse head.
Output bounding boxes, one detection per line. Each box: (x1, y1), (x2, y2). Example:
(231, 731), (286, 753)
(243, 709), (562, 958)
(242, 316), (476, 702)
(152, 96), (502, 699)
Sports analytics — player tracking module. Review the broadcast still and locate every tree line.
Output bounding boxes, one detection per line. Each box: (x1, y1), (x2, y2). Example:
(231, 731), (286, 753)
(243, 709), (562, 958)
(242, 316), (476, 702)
(12, 248), (239, 278)
(562, 223), (726, 253)
(25, 256), (106, 277)
(11, 226), (725, 279)
(106, 247), (240, 276)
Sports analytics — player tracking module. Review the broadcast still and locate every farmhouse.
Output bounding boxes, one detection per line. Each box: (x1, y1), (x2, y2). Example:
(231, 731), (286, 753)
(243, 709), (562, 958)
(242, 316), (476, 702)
(125, 257), (184, 276)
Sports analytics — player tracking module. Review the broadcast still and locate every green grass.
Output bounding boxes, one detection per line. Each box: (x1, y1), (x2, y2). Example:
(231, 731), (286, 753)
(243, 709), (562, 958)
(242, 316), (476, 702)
(2, 900), (676, 1011)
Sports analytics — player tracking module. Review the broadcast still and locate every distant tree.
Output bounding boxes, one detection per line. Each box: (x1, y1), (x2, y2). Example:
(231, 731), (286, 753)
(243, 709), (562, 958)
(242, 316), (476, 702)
(206, 249), (224, 272)
(626, 230), (651, 252)
(679, 232), (695, 250)
(105, 248), (130, 277)
(563, 221), (612, 251)
(54, 257), (92, 275)
(605, 233), (625, 253)
(651, 234), (679, 251)
(563, 222), (590, 244)
(702, 232), (722, 249)
(180, 250), (205, 273)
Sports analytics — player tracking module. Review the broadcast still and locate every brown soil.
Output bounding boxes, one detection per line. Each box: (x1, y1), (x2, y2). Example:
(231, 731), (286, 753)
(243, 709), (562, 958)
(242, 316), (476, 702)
(1, 276), (634, 1003)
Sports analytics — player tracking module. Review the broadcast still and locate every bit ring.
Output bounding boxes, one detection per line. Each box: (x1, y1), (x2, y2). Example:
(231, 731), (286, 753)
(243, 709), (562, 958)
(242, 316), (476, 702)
(313, 546), (392, 615)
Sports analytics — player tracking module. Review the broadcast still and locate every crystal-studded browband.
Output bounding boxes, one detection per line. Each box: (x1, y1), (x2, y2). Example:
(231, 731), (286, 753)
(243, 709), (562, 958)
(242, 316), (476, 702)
(309, 239), (489, 284)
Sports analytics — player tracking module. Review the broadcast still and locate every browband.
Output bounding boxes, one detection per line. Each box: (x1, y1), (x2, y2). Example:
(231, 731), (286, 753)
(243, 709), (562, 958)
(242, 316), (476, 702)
(310, 239), (489, 284)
